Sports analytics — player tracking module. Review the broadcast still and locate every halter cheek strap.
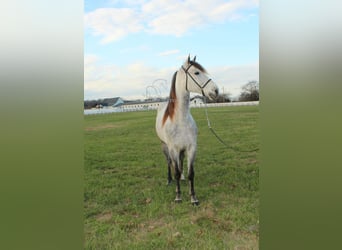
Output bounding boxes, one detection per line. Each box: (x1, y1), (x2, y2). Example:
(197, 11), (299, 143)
(182, 65), (212, 96)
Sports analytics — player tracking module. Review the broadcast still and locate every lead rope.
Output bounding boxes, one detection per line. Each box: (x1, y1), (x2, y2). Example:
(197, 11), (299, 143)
(203, 99), (259, 152)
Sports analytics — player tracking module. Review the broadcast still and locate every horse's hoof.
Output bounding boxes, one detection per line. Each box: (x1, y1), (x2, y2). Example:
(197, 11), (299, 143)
(191, 200), (200, 206)
(174, 198), (182, 203)
(166, 180), (172, 186)
(191, 196), (199, 206)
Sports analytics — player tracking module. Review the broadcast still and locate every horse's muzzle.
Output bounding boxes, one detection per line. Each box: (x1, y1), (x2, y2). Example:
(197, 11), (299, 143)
(208, 88), (219, 101)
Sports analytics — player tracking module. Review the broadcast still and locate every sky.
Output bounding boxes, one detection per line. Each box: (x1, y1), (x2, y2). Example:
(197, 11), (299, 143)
(84, 0), (259, 101)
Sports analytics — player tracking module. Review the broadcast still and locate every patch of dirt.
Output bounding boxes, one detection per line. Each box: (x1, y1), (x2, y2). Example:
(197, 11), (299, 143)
(95, 211), (112, 222)
(84, 124), (120, 131)
(190, 204), (232, 231)
(143, 218), (168, 232)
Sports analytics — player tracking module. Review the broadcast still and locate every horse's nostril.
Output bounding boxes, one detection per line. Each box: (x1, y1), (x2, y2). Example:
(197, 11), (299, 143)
(215, 88), (219, 95)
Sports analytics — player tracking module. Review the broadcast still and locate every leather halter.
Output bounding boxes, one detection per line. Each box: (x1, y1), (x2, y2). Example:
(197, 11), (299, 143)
(182, 64), (212, 96)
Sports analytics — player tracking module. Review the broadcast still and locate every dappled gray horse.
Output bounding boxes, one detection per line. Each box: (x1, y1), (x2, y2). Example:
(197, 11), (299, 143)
(155, 56), (219, 205)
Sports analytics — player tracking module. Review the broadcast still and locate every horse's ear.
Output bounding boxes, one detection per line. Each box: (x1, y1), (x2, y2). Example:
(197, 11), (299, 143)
(193, 56), (196, 62)
(187, 54), (190, 63)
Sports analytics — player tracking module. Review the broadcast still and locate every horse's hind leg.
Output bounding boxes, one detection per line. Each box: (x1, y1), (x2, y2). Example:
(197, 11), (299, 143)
(162, 143), (172, 185)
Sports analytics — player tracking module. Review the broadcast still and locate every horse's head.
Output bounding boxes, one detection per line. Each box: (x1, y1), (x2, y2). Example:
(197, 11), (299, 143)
(181, 55), (219, 101)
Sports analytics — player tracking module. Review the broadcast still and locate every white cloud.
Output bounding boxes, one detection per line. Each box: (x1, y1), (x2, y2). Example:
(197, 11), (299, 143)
(84, 54), (258, 100)
(157, 49), (180, 56)
(84, 8), (143, 44)
(208, 62), (259, 98)
(84, 54), (176, 100)
(208, 0), (248, 22)
(85, 0), (258, 43)
(147, 8), (202, 36)
(145, 0), (258, 36)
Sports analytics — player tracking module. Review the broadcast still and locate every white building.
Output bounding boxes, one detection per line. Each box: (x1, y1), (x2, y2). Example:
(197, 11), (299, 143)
(120, 100), (165, 112)
(190, 96), (205, 107)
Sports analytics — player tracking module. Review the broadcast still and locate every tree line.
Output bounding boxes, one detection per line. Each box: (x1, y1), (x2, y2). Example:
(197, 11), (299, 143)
(238, 80), (259, 102)
(84, 81), (259, 109)
(204, 80), (259, 103)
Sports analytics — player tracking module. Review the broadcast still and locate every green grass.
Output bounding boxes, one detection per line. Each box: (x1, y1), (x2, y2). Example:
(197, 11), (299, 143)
(84, 106), (259, 249)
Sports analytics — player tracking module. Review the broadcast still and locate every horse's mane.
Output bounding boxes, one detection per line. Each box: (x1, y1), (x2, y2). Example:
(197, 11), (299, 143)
(162, 60), (206, 126)
(162, 71), (177, 125)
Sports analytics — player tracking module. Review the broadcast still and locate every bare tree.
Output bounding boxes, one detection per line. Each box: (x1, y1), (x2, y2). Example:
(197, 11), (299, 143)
(203, 93), (231, 103)
(239, 81), (259, 101)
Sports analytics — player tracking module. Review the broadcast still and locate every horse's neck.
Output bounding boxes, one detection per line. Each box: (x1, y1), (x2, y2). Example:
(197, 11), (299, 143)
(175, 70), (191, 120)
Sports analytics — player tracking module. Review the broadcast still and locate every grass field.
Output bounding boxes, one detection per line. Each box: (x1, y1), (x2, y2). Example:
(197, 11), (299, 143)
(84, 105), (259, 249)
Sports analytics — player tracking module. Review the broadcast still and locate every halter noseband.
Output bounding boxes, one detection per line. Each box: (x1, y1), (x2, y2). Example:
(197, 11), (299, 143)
(182, 64), (212, 96)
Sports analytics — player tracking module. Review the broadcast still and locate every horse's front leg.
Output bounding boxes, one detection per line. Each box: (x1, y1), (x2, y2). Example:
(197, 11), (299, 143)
(188, 163), (199, 205)
(188, 152), (199, 205)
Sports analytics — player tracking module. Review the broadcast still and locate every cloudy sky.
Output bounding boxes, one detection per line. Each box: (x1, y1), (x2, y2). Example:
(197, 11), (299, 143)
(84, 0), (259, 100)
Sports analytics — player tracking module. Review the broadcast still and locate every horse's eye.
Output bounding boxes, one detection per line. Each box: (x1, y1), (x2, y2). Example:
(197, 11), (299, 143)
(194, 71), (200, 75)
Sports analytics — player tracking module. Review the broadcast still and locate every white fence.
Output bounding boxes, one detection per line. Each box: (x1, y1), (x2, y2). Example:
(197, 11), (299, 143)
(84, 101), (259, 115)
(192, 101), (259, 108)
